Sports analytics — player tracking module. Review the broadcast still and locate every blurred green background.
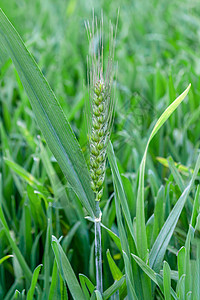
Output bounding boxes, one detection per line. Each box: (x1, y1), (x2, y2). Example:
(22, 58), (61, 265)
(1, 0), (200, 165)
(1, 0), (200, 298)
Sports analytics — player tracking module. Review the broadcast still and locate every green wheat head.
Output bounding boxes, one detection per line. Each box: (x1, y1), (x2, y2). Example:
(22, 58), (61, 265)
(85, 14), (117, 202)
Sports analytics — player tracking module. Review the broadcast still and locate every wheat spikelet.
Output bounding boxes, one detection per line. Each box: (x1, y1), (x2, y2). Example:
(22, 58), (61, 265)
(85, 13), (117, 202)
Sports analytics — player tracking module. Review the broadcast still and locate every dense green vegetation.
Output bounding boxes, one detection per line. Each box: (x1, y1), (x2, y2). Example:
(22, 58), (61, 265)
(1, 0), (200, 299)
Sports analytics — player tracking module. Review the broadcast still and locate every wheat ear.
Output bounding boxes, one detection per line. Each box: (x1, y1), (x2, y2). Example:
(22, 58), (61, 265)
(86, 15), (116, 204)
(85, 12), (117, 295)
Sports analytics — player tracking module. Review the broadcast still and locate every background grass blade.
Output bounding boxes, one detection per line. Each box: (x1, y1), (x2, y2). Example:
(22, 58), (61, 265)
(27, 264), (42, 300)
(0, 255), (13, 265)
(4, 158), (44, 191)
(103, 276), (126, 299)
(79, 274), (95, 299)
(95, 290), (103, 300)
(0, 205), (33, 284)
(149, 153), (200, 272)
(132, 254), (178, 300)
(106, 249), (123, 280)
(163, 261), (171, 300)
(136, 84), (191, 262)
(0, 8), (95, 218)
(108, 142), (152, 300)
(48, 260), (58, 300)
(51, 236), (86, 300)
(107, 142), (136, 245)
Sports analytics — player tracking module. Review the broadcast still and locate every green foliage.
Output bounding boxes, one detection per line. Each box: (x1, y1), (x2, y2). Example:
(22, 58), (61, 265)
(1, 0), (200, 299)
(27, 264), (42, 300)
(52, 236), (86, 300)
(0, 8), (95, 218)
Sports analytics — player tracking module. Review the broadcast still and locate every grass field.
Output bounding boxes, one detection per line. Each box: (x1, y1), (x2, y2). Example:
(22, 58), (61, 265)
(1, 0), (200, 299)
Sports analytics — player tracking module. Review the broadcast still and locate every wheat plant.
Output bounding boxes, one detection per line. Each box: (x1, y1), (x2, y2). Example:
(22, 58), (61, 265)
(85, 14), (117, 294)
(1, 3), (200, 300)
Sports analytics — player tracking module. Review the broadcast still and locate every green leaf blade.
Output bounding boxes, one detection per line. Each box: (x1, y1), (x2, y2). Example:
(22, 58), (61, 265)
(163, 261), (171, 300)
(52, 236), (86, 300)
(27, 264), (42, 300)
(136, 84), (191, 262)
(0, 9), (95, 217)
(149, 153), (200, 273)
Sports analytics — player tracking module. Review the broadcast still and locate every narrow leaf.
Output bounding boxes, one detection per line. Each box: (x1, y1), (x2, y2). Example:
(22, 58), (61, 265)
(107, 142), (136, 245)
(4, 158), (43, 189)
(156, 157), (191, 175)
(103, 276), (126, 299)
(136, 84), (191, 261)
(52, 236), (86, 300)
(0, 205), (33, 283)
(163, 261), (171, 300)
(0, 254), (13, 265)
(0, 9), (95, 217)
(132, 254), (178, 300)
(49, 260), (58, 300)
(27, 264), (42, 300)
(95, 290), (103, 300)
(168, 156), (185, 192)
(106, 249), (123, 281)
(79, 274), (95, 299)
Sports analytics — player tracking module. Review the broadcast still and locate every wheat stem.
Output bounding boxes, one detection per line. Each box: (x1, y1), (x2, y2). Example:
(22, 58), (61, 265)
(95, 201), (103, 294)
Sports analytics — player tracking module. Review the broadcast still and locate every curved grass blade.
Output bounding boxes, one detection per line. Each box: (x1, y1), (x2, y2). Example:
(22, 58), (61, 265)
(0, 9), (95, 217)
(136, 84), (191, 261)
(0, 254), (13, 265)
